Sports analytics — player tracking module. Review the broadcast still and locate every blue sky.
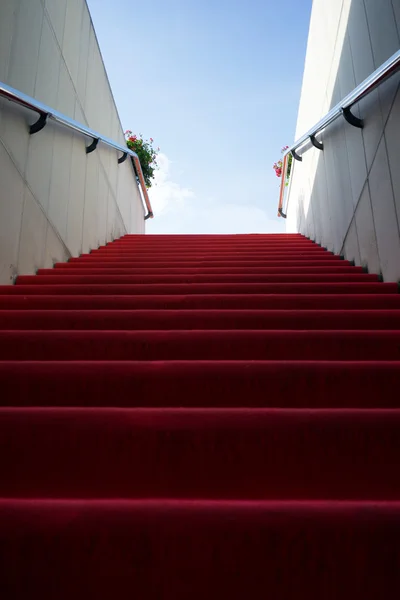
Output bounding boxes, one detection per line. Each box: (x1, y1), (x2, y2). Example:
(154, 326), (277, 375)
(87, 0), (312, 233)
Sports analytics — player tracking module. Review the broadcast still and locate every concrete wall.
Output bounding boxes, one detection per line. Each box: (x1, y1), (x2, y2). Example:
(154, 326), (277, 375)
(0, 0), (145, 284)
(286, 0), (400, 282)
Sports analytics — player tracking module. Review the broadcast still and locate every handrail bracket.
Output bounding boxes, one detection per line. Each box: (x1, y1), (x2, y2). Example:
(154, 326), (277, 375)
(341, 107), (363, 129)
(29, 112), (49, 135)
(86, 137), (99, 154)
(310, 134), (323, 150)
(291, 149), (302, 162)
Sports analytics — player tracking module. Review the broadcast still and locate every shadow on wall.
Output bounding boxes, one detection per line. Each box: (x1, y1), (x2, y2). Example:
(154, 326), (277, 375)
(287, 0), (400, 282)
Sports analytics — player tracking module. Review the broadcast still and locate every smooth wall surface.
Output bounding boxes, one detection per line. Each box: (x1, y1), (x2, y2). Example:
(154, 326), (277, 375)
(286, 0), (400, 281)
(0, 0), (145, 284)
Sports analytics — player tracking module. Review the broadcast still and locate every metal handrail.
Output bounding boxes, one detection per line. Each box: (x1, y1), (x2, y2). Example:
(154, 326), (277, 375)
(0, 81), (153, 220)
(278, 48), (400, 218)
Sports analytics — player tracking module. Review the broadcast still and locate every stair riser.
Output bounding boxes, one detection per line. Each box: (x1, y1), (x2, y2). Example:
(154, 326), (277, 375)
(92, 246), (330, 252)
(1, 331), (399, 360)
(1, 294), (400, 310)
(1, 408), (399, 499)
(0, 361), (399, 408)
(67, 258), (355, 266)
(73, 255), (344, 263)
(86, 253), (335, 260)
(51, 265), (365, 274)
(3, 283), (398, 295)
(101, 244), (329, 250)
(0, 500), (398, 600)
(16, 274), (379, 285)
(1, 309), (399, 330)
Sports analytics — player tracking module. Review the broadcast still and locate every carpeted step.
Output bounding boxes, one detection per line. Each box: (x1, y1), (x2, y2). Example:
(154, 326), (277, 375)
(5, 281), (398, 295)
(70, 255), (346, 264)
(86, 252), (337, 260)
(101, 237), (318, 243)
(0, 499), (399, 600)
(90, 247), (331, 255)
(2, 293), (400, 310)
(1, 407), (400, 499)
(0, 360), (400, 408)
(34, 270), (377, 282)
(1, 308), (400, 330)
(109, 235), (313, 241)
(50, 264), (367, 273)
(1, 330), (400, 360)
(67, 257), (357, 267)
(15, 273), (380, 285)
(97, 242), (330, 249)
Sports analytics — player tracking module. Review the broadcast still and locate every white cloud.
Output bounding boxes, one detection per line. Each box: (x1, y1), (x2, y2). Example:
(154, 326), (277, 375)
(147, 153), (194, 215)
(146, 154), (285, 234)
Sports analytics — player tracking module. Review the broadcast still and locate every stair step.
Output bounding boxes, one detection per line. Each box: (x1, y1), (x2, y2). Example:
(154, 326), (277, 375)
(98, 242), (319, 248)
(90, 249), (331, 256)
(69, 255), (346, 265)
(1, 293), (400, 310)
(52, 264), (365, 273)
(5, 282), (398, 295)
(85, 252), (335, 260)
(1, 309), (399, 330)
(0, 499), (399, 599)
(104, 245), (323, 252)
(0, 360), (399, 408)
(17, 273), (379, 285)
(1, 407), (399, 498)
(36, 268), (371, 279)
(1, 330), (400, 360)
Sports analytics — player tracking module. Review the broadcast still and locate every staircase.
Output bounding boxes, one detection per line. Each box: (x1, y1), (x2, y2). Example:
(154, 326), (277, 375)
(1, 232), (400, 598)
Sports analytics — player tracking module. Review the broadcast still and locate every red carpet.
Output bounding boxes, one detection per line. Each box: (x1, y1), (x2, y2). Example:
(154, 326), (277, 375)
(0, 233), (400, 599)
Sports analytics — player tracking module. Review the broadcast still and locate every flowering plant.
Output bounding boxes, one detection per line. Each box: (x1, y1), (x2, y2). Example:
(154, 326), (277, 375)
(125, 131), (160, 188)
(273, 145), (292, 186)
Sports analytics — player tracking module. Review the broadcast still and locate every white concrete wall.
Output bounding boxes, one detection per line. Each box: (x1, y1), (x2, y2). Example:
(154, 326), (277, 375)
(0, 0), (145, 284)
(286, 0), (400, 282)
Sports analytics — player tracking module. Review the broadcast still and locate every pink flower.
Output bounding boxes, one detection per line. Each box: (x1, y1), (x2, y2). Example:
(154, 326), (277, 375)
(150, 137), (153, 143)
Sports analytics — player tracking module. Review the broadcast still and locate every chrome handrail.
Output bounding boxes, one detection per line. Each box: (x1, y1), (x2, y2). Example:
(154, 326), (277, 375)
(278, 48), (400, 218)
(0, 81), (153, 220)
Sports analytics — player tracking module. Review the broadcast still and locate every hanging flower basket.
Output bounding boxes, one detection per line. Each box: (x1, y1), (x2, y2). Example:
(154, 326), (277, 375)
(273, 145), (292, 186)
(125, 131), (160, 188)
